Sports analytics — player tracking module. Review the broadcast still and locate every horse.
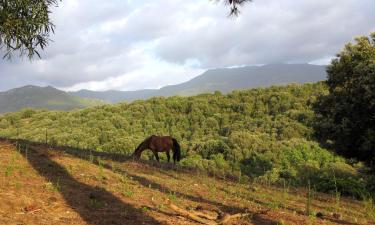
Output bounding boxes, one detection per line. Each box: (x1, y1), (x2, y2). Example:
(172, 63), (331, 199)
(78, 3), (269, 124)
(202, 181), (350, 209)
(132, 135), (181, 164)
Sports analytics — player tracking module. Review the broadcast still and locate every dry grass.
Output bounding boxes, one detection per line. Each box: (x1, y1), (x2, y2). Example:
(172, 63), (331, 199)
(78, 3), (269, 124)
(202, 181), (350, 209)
(0, 140), (374, 225)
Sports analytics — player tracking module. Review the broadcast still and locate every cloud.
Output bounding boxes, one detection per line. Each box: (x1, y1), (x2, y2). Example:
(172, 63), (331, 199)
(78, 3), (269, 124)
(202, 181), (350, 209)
(0, 0), (374, 91)
(154, 0), (375, 67)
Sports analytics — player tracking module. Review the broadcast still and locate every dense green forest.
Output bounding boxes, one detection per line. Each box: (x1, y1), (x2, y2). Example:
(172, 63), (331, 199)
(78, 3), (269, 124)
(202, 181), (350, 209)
(0, 82), (373, 198)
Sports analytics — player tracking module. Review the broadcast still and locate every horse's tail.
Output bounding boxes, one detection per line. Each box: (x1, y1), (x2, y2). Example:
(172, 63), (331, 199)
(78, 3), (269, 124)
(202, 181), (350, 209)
(172, 138), (181, 162)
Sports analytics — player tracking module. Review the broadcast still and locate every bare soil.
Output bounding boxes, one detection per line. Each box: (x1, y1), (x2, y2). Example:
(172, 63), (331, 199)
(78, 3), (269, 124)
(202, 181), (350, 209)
(0, 141), (374, 225)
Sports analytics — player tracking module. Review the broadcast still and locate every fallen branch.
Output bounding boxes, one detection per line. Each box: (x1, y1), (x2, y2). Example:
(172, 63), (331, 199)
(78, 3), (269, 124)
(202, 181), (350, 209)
(166, 200), (253, 225)
(167, 200), (217, 225)
(23, 205), (42, 214)
(193, 210), (218, 220)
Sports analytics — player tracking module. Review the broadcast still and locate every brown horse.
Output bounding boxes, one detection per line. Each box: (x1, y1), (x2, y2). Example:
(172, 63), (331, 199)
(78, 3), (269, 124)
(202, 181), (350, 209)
(132, 135), (181, 163)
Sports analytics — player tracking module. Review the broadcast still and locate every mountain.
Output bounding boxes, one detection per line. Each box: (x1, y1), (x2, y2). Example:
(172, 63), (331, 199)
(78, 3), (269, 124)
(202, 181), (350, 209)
(0, 63), (327, 112)
(70, 63), (327, 103)
(0, 85), (105, 113)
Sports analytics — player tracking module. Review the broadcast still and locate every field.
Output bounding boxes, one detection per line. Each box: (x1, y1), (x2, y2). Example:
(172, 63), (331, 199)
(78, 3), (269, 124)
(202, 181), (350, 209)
(1, 140), (374, 225)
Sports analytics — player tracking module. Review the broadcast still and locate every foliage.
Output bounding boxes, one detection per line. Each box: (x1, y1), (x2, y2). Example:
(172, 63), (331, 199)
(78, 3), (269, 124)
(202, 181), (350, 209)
(0, 82), (372, 198)
(314, 33), (375, 169)
(0, 0), (59, 59)
(221, 0), (252, 16)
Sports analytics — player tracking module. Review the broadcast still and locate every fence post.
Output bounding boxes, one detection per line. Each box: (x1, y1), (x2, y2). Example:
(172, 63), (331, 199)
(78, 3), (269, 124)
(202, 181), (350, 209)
(45, 128), (48, 145)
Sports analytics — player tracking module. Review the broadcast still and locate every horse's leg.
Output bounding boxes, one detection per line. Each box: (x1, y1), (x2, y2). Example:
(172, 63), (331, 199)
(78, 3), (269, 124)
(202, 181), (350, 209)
(153, 151), (160, 162)
(166, 150), (170, 163)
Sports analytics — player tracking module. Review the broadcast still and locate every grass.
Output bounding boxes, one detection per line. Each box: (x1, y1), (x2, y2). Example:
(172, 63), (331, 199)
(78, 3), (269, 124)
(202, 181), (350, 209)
(0, 140), (374, 225)
(306, 180), (312, 216)
(282, 179), (290, 210)
(89, 198), (105, 209)
(44, 180), (61, 193)
(167, 191), (178, 203)
(5, 164), (14, 177)
(121, 183), (134, 198)
(363, 197), (375, 220)
(331, 168), (341, 213)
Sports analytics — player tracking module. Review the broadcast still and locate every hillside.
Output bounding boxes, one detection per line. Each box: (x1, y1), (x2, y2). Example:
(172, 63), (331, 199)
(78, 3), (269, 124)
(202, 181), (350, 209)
(1, 82), (374, 200)
(0, 85), (105, 113)
(71, 89), (159, 104)
(70, 63), (327, 103)
(0, 140), (373, 225)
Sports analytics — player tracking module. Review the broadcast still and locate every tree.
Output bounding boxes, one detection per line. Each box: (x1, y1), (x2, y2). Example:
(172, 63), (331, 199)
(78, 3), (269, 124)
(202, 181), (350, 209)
(222, 0), (252, 16)
(314, 33), (375, 168)
(0, 0), (59, 59)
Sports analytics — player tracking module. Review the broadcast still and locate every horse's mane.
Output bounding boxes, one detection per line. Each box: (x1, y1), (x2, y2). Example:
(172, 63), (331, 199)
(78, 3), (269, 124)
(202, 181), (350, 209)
(133, 136), (153, 156)
(134, 141), (144, 152)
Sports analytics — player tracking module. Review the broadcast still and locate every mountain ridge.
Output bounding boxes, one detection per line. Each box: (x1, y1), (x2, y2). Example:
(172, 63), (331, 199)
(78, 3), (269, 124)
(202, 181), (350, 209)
(70, 63), (327, 103)
(0, 85), (105, 113)
(0, 63), (327, 112)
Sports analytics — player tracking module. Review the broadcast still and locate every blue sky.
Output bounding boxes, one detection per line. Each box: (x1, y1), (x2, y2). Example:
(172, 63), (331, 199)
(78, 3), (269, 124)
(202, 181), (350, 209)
(0, 0), (374, 91)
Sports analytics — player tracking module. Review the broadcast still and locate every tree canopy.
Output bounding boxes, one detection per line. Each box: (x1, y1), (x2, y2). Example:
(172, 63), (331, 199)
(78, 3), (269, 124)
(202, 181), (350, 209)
(0, 0), (59, 59)
(314, 33), (375, 169)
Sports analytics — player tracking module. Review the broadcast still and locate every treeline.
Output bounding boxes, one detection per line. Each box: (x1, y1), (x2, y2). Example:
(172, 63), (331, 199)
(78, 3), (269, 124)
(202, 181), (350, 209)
(0, 82), (373, 198)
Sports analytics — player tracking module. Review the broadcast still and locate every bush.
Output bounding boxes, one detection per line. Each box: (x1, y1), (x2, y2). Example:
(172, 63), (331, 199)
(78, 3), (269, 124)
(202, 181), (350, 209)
(240, 153), (273, 178)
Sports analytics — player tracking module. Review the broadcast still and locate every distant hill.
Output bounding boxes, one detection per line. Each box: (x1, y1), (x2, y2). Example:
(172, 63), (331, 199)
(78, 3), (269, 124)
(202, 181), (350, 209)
(0, 85), (105, 113)
(0, 63), (327, 112)
(70, 63), (327, 103)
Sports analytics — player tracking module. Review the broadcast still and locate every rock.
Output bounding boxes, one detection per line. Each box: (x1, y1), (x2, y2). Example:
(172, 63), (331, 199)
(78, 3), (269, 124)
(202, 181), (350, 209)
(89, 192), (98, 200)
(195, 205), (203, 210)
(316, 212), (324, 218)
(24, 204), (40, 212)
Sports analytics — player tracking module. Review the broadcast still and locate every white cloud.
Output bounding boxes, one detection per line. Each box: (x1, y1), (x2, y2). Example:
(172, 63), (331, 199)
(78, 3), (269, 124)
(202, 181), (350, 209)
(0, 0), (374, 91)
(63, 57), (204, 91)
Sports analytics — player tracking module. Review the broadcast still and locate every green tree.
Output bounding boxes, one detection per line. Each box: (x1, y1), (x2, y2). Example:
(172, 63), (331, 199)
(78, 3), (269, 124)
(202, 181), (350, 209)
(314, 33), (375, 168)
(0, 0), (59, 59)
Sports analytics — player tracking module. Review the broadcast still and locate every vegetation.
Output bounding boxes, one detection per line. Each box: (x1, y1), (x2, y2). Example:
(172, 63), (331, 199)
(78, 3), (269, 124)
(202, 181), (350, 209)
(0, 0), (59, 59)
(314, 33), (375, 169)
(0, 82), (373, 198)
(221, 0), (252, 16)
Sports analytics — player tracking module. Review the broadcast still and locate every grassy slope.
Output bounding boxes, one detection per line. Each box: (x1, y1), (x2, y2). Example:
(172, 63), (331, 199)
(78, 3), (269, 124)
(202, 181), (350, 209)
(1, 141), (373, 225)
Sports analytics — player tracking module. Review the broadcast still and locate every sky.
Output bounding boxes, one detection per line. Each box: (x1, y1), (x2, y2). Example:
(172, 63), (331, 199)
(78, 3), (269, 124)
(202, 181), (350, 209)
(0, 0), (374, 92)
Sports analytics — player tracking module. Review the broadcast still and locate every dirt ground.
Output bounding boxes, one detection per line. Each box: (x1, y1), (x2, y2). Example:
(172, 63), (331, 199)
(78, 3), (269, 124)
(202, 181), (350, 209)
(0, 140), (374, 225)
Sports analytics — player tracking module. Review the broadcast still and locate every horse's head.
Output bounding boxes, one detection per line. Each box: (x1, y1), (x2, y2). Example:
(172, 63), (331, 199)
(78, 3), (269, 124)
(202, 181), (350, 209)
(132, 150), (141, 159)
(132, 141), (144, 159)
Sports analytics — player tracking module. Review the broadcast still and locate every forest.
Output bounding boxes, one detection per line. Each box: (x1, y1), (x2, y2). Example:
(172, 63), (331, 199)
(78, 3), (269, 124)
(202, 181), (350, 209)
(0, 82), (373, 199)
